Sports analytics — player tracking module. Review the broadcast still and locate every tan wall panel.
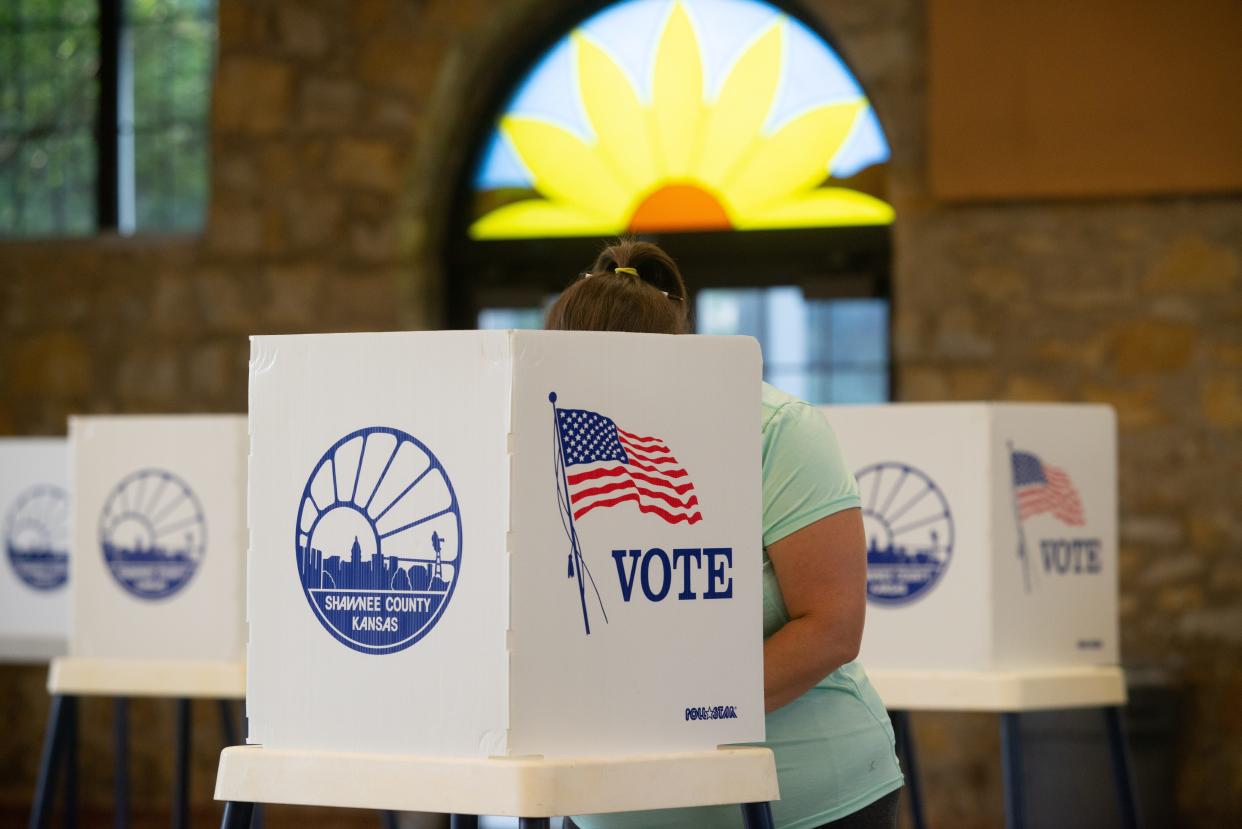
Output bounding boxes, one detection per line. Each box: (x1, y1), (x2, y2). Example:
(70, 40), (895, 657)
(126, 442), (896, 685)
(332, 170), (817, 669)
(930, 0), (1242, 200)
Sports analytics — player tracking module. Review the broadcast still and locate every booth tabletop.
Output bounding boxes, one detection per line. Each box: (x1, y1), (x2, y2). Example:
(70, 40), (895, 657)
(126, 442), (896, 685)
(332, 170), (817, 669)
(867, 666), (1126, 712)
(48, 656), (246, 699)
(213, 745), (780, 818)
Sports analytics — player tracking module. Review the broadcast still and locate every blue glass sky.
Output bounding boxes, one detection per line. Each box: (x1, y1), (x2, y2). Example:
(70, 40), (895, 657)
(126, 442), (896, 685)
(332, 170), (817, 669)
(476, 0), (890, 190)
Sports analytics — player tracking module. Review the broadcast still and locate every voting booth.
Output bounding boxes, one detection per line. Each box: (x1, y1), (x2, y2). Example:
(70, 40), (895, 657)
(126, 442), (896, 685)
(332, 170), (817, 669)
(822, 403), (1118, 672)
(66, 415), (247, 670)
(0, 438), (71, 662)
(246, 330), (765, 758)
(28, 417), (250, 829)
(820, 404), (1133, 829)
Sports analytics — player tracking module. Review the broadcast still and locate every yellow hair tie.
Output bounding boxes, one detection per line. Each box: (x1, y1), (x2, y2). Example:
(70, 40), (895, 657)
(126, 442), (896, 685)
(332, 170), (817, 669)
(614, 267), (639, 278)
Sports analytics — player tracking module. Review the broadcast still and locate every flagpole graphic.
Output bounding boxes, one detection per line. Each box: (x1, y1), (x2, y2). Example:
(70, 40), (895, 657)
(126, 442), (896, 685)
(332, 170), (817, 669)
(1007, 440), (1033, 594)
(550, 392), (604, 634)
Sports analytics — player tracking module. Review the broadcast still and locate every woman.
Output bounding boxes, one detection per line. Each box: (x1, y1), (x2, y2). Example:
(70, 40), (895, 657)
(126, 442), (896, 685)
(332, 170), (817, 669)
(550, 241), (903, 829)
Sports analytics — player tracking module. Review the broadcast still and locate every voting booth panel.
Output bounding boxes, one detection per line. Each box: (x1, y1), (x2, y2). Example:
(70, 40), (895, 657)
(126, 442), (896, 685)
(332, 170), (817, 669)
(69, 416), (247, 663)
(823, 403), (1118, 672)
(247, 330), (764, 758)
(0, 438), (71, 661)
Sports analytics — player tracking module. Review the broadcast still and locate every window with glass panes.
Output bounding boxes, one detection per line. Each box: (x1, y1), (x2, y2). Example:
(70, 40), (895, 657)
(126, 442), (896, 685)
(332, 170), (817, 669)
(0, 0), (215, 238)
(455, 0), (893, 405)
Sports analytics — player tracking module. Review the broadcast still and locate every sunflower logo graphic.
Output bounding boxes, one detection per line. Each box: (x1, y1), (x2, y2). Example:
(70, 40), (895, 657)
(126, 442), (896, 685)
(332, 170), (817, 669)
(471, 0), (892, 239)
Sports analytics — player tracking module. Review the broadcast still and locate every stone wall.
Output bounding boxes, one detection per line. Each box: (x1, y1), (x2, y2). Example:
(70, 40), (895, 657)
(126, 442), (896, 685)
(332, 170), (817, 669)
(1, 0), (1239, 825)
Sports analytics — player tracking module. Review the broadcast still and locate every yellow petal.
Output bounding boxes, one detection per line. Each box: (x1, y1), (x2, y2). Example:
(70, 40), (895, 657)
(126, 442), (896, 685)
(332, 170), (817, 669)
(651, 3), (704, 177)
(696, 20), (783, 185)
(722, 99), (866, 214)
(733, 188), (894, 230)
(575, 34), (658, 193)
(501, 116), (630, 220)
(470, 199), (625, 240)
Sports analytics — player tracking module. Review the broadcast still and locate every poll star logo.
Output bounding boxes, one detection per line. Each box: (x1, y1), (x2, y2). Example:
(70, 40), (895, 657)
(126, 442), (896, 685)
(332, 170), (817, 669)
(4, 485), (70, 591)
(856, 462), (954, 605)
(549, 392), (729, 635)
(99, 469), (206, 600)
(295, 427), (462, 655)
(1008, 443), (1100, 595)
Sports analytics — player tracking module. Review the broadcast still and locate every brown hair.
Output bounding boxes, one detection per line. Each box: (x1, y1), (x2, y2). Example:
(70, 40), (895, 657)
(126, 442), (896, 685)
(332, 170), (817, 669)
(544, 239), (690, 334)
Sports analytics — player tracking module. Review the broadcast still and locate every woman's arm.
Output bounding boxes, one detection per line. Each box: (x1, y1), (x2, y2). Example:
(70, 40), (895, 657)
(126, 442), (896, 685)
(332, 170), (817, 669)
(762, 506), (867, 712)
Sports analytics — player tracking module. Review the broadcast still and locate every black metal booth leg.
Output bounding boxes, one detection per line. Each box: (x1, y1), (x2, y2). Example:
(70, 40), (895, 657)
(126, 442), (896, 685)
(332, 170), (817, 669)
(30, 694), (72, 829)
(174, 698), (192, 829)
(219, 802), (254, 829)
(740, 802), (775, 829)
(1104, 706), (1141, 829)
(114, 698), (130, 829)
(890, 709), (927, 829)
(1000, 712), (1026, 829)
(517, 820), (550, 829)
(62, 696), (79, 829)
(380, 811), (399, 829)
(450, 817), (479, 829)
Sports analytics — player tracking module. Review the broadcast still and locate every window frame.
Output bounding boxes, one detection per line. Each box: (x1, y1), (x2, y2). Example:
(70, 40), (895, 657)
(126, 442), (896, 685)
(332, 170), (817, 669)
(2, 0), (214, 238)
(443, 0), (895, 401)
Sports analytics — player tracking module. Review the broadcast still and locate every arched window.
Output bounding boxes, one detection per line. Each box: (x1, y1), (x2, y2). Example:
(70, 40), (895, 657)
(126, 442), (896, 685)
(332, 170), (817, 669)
(449, 0), (892, 403)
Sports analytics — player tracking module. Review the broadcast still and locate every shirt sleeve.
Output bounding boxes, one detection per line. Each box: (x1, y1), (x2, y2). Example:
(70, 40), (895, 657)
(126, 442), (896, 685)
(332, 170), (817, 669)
(762, 402), (861, 548)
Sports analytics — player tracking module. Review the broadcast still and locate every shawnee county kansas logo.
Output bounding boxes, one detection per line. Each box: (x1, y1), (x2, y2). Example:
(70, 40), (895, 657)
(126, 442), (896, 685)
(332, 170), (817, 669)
(857, 462), (954, 605)
(550, 393), (733, 637)
(296, 427), (462, 655)
(99, 469), (206, 600)
(5, 485), (70, 591)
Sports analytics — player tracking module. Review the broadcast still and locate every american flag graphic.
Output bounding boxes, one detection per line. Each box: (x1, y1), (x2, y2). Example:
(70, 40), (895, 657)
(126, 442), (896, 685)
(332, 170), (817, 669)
(1011, 450), (1086, 526)
(555, 407), (702, 524)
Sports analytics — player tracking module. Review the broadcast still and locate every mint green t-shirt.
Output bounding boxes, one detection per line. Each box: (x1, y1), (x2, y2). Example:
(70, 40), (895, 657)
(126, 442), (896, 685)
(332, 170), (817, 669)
(575, 384), (903, 829)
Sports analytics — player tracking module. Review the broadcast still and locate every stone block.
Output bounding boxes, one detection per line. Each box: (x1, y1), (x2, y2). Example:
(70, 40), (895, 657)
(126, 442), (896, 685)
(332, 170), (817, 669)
(1039, 337), (1108, 372)
(348, 219), (398, 263)
(1140, 554), (1204, 587)
(116, 349), (182, 407)
(9, 331), (93, 399)
(207, 203), (264, 256)
(1179, 607), (1242, 645)
(1214, 343), (1242, 368)
(1112, 320), (1196, 375)
(276, 3), (329, 57)
(1082, 384), (1167, 429)
(299, 77), (359, 131)
(331, 139), (402, 192)
(322, 270), (401, 329)
(948, 366), (997, 399)
(1156, 585), (1204, 614)
(1121, 515), (1185, 547)
(196, 269), (260, 334)
(189, 342), (244, 401)
(356, 37), (439, 99)
(1202, 374), (1242, 430)
(152, 271), (199, 335)
(217, 0), (273, 48)
(932, 306), (994, 359)
(968, 265), (1026, 304)
(1002, 376), (1063, 402)
(896, 365), (949, 400)
(1144, 236), (1240, 295)
(214, 57), (294, 135)
(286, 191), (344, 250)
(263, 263), (326, 330)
